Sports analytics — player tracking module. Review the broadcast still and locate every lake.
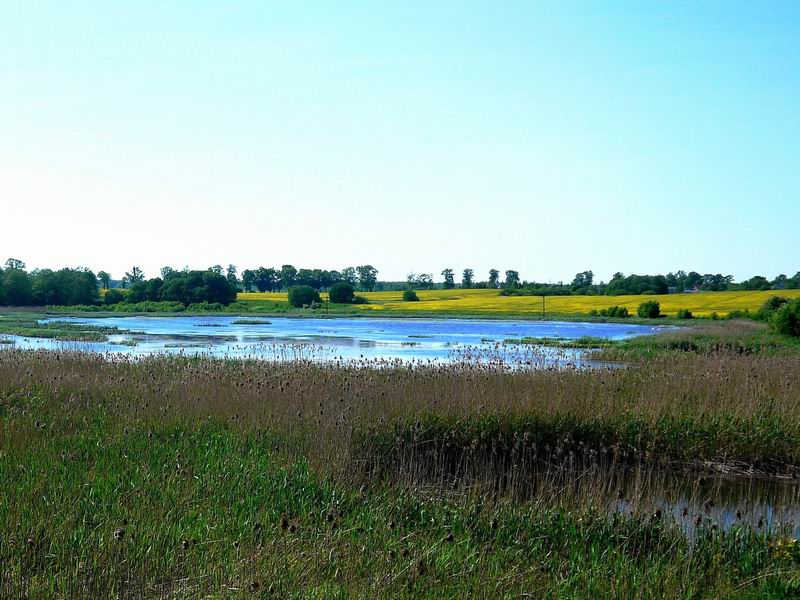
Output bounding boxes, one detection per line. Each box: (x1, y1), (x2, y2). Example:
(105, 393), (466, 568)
(1, 315), (664, 367)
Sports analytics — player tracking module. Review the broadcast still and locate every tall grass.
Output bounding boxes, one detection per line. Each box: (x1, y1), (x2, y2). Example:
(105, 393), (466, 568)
(2, 346), (800, 596)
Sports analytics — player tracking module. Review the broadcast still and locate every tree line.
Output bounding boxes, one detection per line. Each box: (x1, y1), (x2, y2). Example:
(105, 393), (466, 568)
(427, 267), (800, 296)
(239, 265), (378, 293)
(2, 256), (799, 308)
(0, 259), (380, 308)
(0, 259), (237, 307)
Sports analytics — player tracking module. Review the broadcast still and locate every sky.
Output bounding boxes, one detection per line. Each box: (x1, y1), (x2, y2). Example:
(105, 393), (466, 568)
(1, 1), (798, 284)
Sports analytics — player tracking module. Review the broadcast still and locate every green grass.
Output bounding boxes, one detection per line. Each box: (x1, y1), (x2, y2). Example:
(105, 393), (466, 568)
(231, 319), (273, 325)
(0, 313), (119, 341)
(2, 400), (799, 598)
(595, 320), (800, 362)
(504, 335), (618, 348)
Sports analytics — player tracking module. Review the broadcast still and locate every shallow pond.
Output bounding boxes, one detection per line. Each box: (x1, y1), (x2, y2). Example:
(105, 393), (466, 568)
(2, 316), (662, 367)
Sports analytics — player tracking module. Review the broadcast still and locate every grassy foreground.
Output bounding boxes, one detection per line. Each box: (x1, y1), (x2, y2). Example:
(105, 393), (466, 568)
(238, 288), (800, 318)
(2, 322), (800, 598)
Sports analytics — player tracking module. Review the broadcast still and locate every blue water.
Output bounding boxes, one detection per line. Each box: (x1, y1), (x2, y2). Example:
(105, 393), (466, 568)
(1, 316), (665, 367)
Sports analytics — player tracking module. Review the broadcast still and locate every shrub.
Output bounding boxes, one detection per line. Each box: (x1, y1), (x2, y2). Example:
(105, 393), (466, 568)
(104, 289), (125, 305)
(762, 296), (790, 312)
(675, 309), (693, 319)
(403, 290), (419, 302)
(352, 295), (369, 304)
(329, 282), (355, 304)
(288, 285), (321, 308)
(637, 300), (660, 319)
(602, 305), (629, 318)
(110, 301), (186, 312)
(186, 302), (223, 312)
(772, 299), (800, 337)
(758, 296), (789, 321)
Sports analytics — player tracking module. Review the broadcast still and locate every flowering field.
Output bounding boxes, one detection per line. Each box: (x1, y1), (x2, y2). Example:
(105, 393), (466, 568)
(238, 288), (800, 317)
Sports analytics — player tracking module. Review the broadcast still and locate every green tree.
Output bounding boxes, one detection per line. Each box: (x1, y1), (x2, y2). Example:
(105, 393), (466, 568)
(32, 268), (99, 306)
(504, 270), (520, 289)
(740, 275), (771, 291)
(279, 265), (298, 289)
(97, 271), (111, 290)
(329, 282), (355, 304)
(356, 265), (378, 291)
(772, 274), (789, 289)
(287, 285), (320, 307)
(125, 266), (145, 284)
(2, 268), (33, 305)
(402, 289), (419, 302)
(125, 281), (149, 303)
(341, 267), (358, 287)
(488, 269), (500, 288)
(461, 268), (474, 289)
(255, 267), (277, 292)
(441, 268), (455, 289)
(4, 258), (25, 270)
(226, 264), (238, 287)
(158, 270), (237, 305)
(571, 270), (594, 291)
(241, 269), (256, 292)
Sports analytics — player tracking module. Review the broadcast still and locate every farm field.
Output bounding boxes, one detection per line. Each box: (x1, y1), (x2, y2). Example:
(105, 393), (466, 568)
(238, 288), (800, 318)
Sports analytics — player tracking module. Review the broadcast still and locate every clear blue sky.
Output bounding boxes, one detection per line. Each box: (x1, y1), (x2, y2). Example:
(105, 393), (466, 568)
(1, 1), (798, 283)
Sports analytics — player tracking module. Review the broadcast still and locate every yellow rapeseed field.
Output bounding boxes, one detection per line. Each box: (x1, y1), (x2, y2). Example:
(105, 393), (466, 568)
(238, 288), (800, 317)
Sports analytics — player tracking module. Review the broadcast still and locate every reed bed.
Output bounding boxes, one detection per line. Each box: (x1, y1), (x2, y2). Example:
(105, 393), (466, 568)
(2, 347), (800, 597)
(2, 347), (798, 473)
